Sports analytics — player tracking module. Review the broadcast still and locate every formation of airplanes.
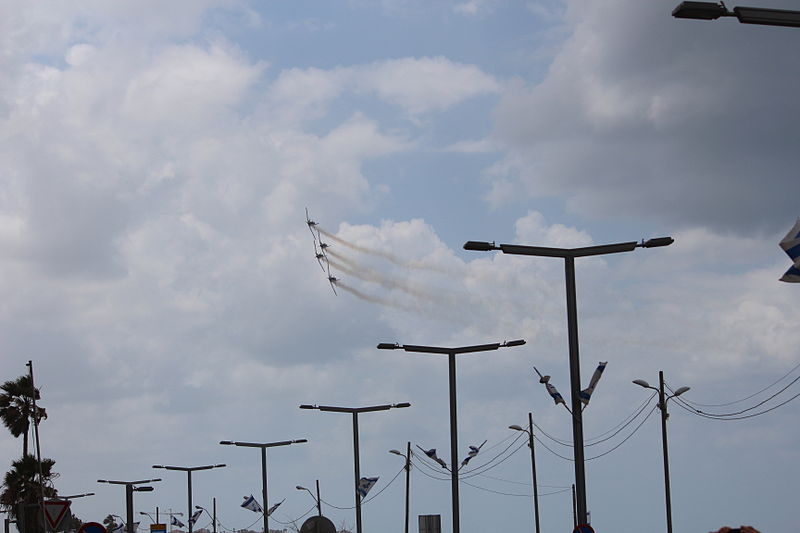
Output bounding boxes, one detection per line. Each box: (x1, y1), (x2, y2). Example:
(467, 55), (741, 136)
(306, 208), (338, 294)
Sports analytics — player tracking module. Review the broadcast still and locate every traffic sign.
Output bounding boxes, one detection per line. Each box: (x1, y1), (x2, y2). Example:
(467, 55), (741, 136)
(42, 500), (71, 529)
(150, 524), (166, 533)
(78, 522), (107, 533)
(573, 524), (595, 533)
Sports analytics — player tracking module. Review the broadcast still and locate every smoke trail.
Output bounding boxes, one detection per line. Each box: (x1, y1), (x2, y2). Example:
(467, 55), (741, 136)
(328, 253), (434, 301)
(318, 227), (446, 272)
(337, 281), (408, 310)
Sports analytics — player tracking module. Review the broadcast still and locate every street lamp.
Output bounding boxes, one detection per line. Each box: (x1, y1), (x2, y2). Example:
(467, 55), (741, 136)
(633, 371), (690, 533)
(151, 464), (226, 533)
(194, 503), (217, 533)
(295, 483), (322, 517)
(377, 340), (525, 533)
(220, 439), (307, 533)
(299, 403), (410, 533)
(672, 1), (800, 27)
(463, 236), (672, 525)
(389, 443), (412, 533)
(97, 479), (161, 533)
(509, 413), (540, 533)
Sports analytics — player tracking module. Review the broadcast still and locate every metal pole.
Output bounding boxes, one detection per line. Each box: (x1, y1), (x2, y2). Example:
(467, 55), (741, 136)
(26, 361), (46, 530)
(564, 257), (588, 524)
(315, 480), (321, 517)
(187, 471), (193, 533)
(448, 352), (460, 533)
(571, 484), (577, 528)
(261, 448), (269, 533)
(528, 413), (540, 533)
(126, 485), (134, 533)
(403, 442), (411, 533)
(352, 413), (362, 533)
(659, 371), (674, 533)
(212, 498), (217, 533)
(156, 507), (159, 524)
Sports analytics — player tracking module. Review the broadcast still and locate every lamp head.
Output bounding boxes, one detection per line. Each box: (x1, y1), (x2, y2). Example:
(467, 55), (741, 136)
(389, 449), (403, 456)
(632, 379), (651, 388)
(296, 485), (307, 491)
(672, 1), (728, 19)
(393, 402), (411, 408)
(377, 343), (400, 350)
(502, 339), (526, 347)
(673, 386), (691, 397)
(642, 237), (674, 248)
(463, 241), (496, 251)
(509, 424), (524, 431)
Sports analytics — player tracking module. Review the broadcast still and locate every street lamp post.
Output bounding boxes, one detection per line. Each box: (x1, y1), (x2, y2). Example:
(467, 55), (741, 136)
(464, 236), (672, 525)
(195, 501), (217, 533)
(389, 442), (412, 533)
(510, 413), (540, 533)
(299, 403), (410, 533)
(378, 340), (525, 533)
(672, 1), (800, 27)
(633, 371), (690, 533)
(97, 479), (160, 533)
(296, 483), (322, 517)
(220, 439), (307, 533)
(152, 464), (226, 533)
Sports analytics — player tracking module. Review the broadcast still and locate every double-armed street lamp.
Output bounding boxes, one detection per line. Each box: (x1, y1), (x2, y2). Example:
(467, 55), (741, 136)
(220, 438), (307, 533)
(510, 413), (541, 533)
(389, 443), (412, 533)
(672, 1), (800, 27)
(97, 479), (160, 533)
(152, 464), (225, 533)
(377, 340), (525, 533)
(464, 236), (673, 525)
(633, 372), (690, 533)
(299, 403), (410, 533)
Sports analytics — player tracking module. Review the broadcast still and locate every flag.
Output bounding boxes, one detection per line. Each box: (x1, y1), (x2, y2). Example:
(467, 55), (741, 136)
(357, 477), (379, 499)
(189, 510), (202, 525)
(534, 367), (565, 405)
(418, 446), (448, 469)
(110, 523), (125, 533)
(241, 494), (263, 513)
(579, 361), (608, 406)
(170, 516), (185, 529)
(266, 499), (285, 517)
(780, 218), (800, 282)
(460, 440), (486, 467)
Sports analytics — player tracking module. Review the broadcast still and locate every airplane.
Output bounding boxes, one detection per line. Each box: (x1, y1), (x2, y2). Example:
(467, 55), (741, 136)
(305, 208), (319, 239)
(327, 275), (339, 295)
(313, 242), (328, 271)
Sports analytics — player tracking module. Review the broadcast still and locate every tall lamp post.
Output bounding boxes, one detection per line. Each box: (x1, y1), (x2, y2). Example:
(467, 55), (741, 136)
(464, 236), (672, 525)
(672, 1), (800, 27)
(220, 439), (307, 533)
(510, 413), (540, 533)
(152, 464), (226, 533)
(377, 340), (525, 533)
(299, 403), (410, 533)
(389, 443), (412, 533)
(296, 483), (322, 517)
(97, 479), (160, 533)
(633, 371), (690, 533)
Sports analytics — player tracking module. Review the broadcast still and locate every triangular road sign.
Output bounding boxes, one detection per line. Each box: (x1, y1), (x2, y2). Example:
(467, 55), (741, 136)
(42, 499), (71, 529)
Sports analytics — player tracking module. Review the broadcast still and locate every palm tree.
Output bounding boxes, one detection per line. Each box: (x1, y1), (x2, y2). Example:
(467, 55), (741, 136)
(0, 375), (47, 456)
(0, 455), (59, 533)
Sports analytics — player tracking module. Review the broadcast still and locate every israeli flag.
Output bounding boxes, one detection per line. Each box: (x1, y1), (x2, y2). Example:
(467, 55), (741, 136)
(266, 499), (285, 517)
(544, 381), (565, 405)
(418, 446), (448, 469)
(241, 494), (263, 513)
(110, 523), (125, 533)
(460, 440), (487, 467)
(579, 362), (608, 406)
(357, 477), (379, 499)
(780, 218), (800, 282)
(188, 510), (202, 526)
(170, 516), (185, 529)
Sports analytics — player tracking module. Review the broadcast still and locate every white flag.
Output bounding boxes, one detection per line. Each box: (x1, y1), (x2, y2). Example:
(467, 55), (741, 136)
(780, 218), (800, 282)
(189, 510), (202, 525)
(266, 499), (284, 517)
(357, 477), (379, 499)
(241, 494), (264, 513)
(580, 361), (607, 406)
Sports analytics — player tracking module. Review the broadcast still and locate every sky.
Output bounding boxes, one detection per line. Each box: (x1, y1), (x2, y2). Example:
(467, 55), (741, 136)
(2, 1), (800, 532)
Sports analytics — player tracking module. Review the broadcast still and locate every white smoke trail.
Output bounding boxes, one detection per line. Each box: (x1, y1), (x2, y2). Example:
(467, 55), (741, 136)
(318, 227), (446, 272)
(327, 253), (435, 301)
